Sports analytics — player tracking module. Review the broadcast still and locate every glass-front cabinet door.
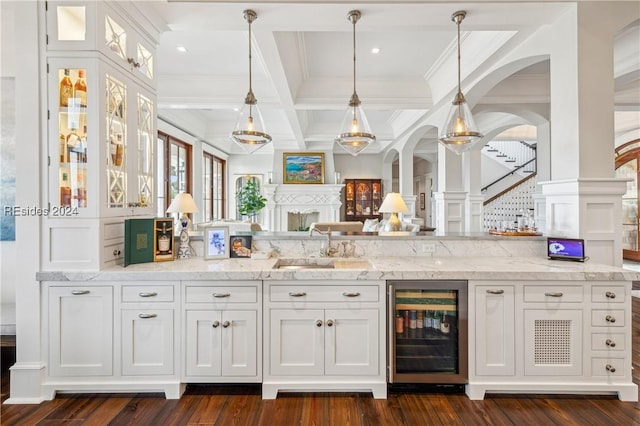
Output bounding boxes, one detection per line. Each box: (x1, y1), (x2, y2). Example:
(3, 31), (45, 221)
(616, 140), (640, 261)
(48, 58), (154, 217)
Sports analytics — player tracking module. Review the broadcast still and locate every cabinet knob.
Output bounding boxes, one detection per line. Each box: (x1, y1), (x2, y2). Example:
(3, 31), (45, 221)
(605, 291), (616, 299)
(605, 315), (616, 323)
(112, 249), (121, 256)
(127, 57), (141, 68)
(138, 292), (157, 298)
(212, 320), (220, 328)
(326, 320), (334, 327)
(212, 292), (231, 298)
(606, 364), (616, 373)
(544, 292), (563, 297)
(288, 292), (307, 297)
(342, 292), (361, 297)
(316, 320), (323, 327)
(605, 339), (616, 347)
(222, 321), (231, 328)
(71, 290), (90, 295)
(138, 313), (157, 319)
(486, 289), (504, 295)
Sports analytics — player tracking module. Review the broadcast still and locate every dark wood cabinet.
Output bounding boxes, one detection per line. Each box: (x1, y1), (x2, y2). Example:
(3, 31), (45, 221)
(344, 179), (383, 221)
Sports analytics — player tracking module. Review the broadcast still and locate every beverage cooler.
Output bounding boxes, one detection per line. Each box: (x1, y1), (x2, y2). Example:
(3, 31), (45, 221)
(387, 280), (468, 384)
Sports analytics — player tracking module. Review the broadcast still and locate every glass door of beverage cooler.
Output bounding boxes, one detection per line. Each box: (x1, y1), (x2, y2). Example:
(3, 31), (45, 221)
(388, 280), (468, 384)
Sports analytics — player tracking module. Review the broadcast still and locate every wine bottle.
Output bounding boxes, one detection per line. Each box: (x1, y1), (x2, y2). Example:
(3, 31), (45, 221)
(74, 69), (87, 108)
(114, 133), (124, 167)
(60, 172), (71, 206)
(441, 311), (451, 334)
(59, 133), (67, 163)
(59, 69), (73, 107)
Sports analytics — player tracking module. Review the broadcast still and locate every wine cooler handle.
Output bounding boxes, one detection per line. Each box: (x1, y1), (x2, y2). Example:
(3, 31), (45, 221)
(486, 289), (504, 295)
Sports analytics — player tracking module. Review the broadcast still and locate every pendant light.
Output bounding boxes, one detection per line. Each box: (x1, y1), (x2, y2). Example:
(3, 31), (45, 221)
(335, 10), (376, 156)
(230, 9), (272, 154)
(439, 10), (483, 155)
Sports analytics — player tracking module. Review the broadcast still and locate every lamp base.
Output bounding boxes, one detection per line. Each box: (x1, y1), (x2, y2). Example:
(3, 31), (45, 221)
(383, 213), (402, 232)
(176, 228), (192, 259)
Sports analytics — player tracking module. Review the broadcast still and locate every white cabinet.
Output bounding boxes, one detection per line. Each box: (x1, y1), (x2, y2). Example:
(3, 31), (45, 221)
(119, 283), (176, 378)
(269, 308), (378, 377)
(47, 285), (113, 377)
(44, 282), (182, 400)
(43, 2), (158, 271)
(185, 310), (257, 377)
(182, 281), (261, 383)
(468, 280), (636, 401)
(263, 281), (386, 399)
(474, 285), (515, 376)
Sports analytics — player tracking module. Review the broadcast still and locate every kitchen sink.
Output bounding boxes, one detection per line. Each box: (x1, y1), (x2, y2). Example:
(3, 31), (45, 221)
(273, 258), (371, 270)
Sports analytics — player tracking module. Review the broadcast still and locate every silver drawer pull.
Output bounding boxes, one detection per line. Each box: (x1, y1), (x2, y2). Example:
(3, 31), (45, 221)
(342, 292), (361, 297)
(605, 291), (616, 299)
(222, 320), (231, 328)
(71, 290), (90, 295)
(605, 315), (616, 323)
(212, 321), (220, 328)
(606, 364), (616, 373)
(486, 289), (504, 295)
(212, 292), (231, 298)
(138, 313), (157, 319)
(605, 339), (616, 347)
(288, 292), (307, 297)
(544, 292), (563, 297)
(139, 292), (158, 298)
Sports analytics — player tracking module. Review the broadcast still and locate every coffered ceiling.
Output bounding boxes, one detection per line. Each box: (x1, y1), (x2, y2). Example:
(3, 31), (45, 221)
(141, 1), (640, 156)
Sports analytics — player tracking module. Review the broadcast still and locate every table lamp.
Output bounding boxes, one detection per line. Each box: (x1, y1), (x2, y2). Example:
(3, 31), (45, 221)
(166, 192), (199, 258)
(378, 193), (409, 232)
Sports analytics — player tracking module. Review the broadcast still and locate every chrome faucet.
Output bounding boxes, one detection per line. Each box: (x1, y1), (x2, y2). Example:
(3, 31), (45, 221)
(309, 227), (339, 257)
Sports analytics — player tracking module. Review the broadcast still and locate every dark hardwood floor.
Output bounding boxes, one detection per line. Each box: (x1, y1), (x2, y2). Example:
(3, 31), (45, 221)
(2, 299), (640, 425)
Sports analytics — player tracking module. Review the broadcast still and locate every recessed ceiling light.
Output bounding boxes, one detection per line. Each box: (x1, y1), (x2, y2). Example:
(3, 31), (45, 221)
(371, 47), (380, 54)
(233, 107), (239, 112)
(177, 45), (187, 53)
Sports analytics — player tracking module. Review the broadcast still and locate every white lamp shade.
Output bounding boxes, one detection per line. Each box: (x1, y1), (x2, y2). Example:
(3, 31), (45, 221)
(378, 193), (409, 214)
(166, 192), (199, 214)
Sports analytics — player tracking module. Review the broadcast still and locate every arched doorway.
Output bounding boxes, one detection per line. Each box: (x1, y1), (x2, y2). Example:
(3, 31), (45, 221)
(616, 139), (640, 261)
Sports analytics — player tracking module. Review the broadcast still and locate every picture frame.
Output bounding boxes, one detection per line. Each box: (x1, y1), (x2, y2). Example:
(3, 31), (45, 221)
(283, 152), (324, 184)
(153, 218), (175, 262)
(420, 192), (426, 210)
(229, 235), (252, 258)
(204, 226), (230, 259)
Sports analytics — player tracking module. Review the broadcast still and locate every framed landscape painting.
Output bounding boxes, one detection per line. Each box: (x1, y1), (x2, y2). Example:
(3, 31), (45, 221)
(283, 152), (324, 184)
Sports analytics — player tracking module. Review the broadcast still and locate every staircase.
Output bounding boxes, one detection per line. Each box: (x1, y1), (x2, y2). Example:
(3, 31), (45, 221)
(481, 141), (537, 231)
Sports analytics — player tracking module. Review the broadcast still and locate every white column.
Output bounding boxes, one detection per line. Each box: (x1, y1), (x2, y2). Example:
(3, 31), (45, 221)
(532, 122), (551, 234)
(263, 184), (277, 232)
(433, 144), (466, 234)
(542, 2), (638, 266)
(464, 149), (483, 233)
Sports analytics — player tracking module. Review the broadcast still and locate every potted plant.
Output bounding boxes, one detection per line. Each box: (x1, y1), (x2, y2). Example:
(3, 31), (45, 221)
(236, 179), (266, 222)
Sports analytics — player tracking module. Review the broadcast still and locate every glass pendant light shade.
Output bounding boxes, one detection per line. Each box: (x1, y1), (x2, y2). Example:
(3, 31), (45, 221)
(439, 11), (483, 155)
(335, 10), (375, 156)
(337, 99), (375, 156)
(230, 9), (272, 154)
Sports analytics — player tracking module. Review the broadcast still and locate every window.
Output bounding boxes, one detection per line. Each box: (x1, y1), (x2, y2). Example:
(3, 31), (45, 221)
(203, 152), (226, 221)
(157, 131), (192, 217)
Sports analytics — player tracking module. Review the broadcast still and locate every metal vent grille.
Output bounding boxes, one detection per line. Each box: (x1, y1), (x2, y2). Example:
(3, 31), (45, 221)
(534, 319), (571, 365)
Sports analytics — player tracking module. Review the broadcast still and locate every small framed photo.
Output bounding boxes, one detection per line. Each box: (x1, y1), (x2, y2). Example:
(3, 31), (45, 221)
(154, 218), (174, 262)
(204, 226), (229, 259)
(283, 152), (324, 184)
(230, 235), (252, 258)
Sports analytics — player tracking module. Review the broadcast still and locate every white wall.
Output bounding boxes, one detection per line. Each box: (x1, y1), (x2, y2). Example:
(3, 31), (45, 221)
(1, 2), (16, 332)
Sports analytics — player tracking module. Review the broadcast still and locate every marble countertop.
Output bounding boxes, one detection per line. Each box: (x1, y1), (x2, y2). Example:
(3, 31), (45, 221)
(38, 256), (639, 282)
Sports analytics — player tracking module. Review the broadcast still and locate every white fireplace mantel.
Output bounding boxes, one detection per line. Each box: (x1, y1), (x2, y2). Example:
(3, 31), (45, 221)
(263, 184), (345, 232)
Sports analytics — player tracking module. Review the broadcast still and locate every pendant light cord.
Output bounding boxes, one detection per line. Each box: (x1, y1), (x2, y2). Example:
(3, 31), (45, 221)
(248, 16), (253, 117)
(456, 16), (461, 96)
(352, 17), (357, 98)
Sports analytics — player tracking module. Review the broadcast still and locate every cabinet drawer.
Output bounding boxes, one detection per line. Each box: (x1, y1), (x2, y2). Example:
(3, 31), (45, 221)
(122, 285), (174, 302)
(591, 333), (625, 351)
(185, 286), (257, 304)
(270, 285), (379, 302)
(591, 286), (625, 303)
(591, 357), (625, 377)
(103, 239), (124, 263)
(591, 310), (625, 327)
(523, 285), (582, 303)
